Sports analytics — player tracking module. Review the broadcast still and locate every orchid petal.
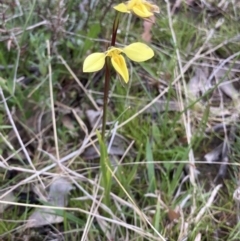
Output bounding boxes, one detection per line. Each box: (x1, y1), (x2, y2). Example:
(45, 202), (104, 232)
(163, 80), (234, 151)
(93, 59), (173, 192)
(127, 0), (140, 9)
(145, 2), (160, 13)
(111, 55), (129, 83)
(106, 47), (123, 57)
(123, 42), (154, 62)
(83, 53), (105, 72)
(132, 4), (153, 18)
(113, 3), (130, 13)
(114, 0), (159, 18)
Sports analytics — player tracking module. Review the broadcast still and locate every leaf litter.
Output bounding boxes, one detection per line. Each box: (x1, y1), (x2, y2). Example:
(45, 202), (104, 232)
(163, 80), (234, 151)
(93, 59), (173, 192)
(187, 61), (240, 181)
(0, 0), (240, 240)
(26, 177), (73, 228)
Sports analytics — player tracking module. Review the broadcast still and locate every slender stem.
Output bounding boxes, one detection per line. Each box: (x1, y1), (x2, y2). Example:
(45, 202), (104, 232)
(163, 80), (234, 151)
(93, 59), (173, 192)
(101, 57), (110, 140)
(111, 12), (120, 46)
(101, 12), (120, 141)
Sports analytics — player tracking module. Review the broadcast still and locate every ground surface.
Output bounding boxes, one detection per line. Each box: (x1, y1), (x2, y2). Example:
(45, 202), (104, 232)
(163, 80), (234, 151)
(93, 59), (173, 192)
(0, 0), (240, 240)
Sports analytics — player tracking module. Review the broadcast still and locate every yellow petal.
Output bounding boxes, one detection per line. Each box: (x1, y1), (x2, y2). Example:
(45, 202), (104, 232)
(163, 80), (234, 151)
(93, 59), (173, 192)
(111, 55), (129, 83)
(123, 42), (154, 62)
(144, 2), (160, 13)
(127, 0), (141, 9)
(83, 53), (105, 72)
(132, 4), (153, 18)
(113, 3), (130, 13)
(106, 47), (123, 57)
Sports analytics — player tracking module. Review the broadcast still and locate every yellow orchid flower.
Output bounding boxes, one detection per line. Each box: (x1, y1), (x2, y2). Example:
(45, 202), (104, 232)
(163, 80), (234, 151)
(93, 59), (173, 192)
(113, 0), (159, 18)
(83, 42), (154, 83)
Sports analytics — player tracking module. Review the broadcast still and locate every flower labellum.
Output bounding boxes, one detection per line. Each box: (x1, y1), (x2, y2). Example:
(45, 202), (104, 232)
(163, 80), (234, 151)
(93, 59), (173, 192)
(83, 42), (154, 83)
(114, 0), (159, 18)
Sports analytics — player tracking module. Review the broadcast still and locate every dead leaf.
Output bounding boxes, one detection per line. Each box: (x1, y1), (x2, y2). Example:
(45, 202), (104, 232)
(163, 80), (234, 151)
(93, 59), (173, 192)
(26, 207), (64, 228)
(85, 109), (102, 128)
(204, 143), (223, 163)
(7, 108), (52, 147)
(233, 186), (240, 203)
(62, 115), (75, 130)
(167, 209), (180, 222)
(26, 177), (73, 228)
(48, 177), (73, 206)
(215, 68), (239, 105)
(0, 190), (16, 213)
(188, 67), (210, 100)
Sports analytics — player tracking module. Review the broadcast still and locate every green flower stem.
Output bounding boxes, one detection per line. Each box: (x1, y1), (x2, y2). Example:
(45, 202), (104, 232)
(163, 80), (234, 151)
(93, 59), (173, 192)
(101, 12), (120, 141)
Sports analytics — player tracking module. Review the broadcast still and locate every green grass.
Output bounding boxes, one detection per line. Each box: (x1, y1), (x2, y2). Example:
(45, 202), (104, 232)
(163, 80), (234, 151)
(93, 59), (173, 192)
(0, 0), (240, 240)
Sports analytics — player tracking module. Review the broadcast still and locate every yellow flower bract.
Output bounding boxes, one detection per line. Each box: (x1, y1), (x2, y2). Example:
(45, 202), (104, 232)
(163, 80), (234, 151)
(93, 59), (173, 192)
(83, 42), (154, 83)
(114, 0), (159, 18)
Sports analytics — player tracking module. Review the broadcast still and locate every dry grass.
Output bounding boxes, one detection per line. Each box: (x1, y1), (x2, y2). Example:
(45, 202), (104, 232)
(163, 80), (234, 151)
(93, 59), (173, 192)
(0, 0), (240, 240)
